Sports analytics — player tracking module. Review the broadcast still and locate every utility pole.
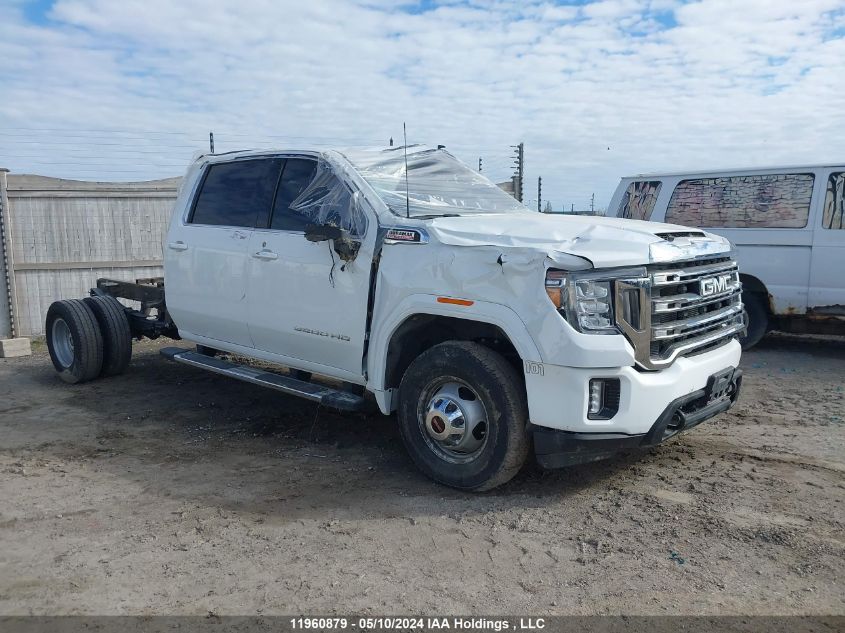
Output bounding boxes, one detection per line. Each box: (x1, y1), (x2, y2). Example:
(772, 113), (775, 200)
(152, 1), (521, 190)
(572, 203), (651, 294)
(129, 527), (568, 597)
(537, 176), (542, 212)
(389, 137), (393, 147)
(510, 142), (524, 203)
(478, 157), (482, 172)
(590, 193), (595, 214)
(209, 132), (215, 154)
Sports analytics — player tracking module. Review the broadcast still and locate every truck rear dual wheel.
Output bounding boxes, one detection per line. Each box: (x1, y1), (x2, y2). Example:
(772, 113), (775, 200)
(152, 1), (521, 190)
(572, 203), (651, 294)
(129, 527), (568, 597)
(82, 296), (132, 376)
(46, 299), (104, 384)
(397, 341), (530, 491)
(46, 296), (131, 384)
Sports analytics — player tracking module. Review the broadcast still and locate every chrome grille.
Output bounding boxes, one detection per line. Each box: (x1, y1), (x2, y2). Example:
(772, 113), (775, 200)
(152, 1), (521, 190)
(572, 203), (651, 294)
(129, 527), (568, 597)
(615, 255), (745, 370)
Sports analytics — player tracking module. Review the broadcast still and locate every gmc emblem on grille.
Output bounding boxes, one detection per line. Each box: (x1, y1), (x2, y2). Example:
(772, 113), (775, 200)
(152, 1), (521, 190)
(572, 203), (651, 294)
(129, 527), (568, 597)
(699, 273), (733, 297)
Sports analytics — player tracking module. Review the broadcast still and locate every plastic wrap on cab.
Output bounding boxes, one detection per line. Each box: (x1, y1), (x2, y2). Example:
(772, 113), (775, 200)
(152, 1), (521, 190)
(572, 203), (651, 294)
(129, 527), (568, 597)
(290, 161), (369, 237)
(343, 146), (527, 218)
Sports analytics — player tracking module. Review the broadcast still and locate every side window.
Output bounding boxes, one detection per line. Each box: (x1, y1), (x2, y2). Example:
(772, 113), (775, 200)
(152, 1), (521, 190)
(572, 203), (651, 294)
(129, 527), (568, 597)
(822, 172), (845, 230)
(666, 174), (814, 228)
(191, 158), (281, 227)
(270, 159), (319, 231)
(618, 181), (662, 220)
(272, 160), (367, 237)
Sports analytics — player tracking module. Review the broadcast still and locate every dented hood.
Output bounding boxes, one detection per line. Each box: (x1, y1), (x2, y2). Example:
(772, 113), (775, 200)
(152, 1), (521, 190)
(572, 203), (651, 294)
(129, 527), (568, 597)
(426, 213), (732, 268)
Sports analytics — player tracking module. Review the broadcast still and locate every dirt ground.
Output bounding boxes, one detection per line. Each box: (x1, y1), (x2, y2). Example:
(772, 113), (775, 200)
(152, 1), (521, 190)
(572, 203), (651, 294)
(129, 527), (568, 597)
(1, 334), (843, 616)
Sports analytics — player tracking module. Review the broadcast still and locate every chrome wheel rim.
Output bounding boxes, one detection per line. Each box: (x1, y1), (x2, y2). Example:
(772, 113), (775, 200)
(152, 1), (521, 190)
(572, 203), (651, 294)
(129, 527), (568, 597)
(51, 317), (75, 368)
(418, 379), (489, 464)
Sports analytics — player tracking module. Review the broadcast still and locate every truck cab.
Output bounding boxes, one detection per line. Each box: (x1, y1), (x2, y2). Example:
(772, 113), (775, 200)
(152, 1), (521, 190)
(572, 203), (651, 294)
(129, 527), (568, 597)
(46, 146), (745, 491)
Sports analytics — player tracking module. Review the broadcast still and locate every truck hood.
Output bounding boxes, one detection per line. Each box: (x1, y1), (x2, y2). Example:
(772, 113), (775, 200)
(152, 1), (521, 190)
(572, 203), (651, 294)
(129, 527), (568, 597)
(426, 213), (732, 268)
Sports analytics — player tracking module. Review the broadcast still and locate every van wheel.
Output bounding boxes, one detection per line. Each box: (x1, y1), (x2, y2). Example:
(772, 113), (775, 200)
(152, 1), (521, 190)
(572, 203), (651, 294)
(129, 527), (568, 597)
(397, 341), (530, 491)
(46, 299), (104, 384)
(83, 296), (132, 376)
(740, 292), (768, 350)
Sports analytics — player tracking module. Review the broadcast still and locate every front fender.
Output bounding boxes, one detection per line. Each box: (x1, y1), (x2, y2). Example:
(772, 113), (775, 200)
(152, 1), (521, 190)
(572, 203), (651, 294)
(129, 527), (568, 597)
(367, 294), (541, 404)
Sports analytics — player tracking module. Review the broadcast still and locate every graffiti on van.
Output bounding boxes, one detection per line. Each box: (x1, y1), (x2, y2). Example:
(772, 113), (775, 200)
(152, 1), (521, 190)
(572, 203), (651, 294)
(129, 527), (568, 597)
(619, 180), (662, 220)
(665, 174), (814, 229)
(823, 172), (844, 230)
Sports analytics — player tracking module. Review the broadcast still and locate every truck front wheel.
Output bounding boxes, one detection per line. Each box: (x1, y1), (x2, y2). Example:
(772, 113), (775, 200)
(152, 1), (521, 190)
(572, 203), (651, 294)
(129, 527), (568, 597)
(397, 341), (530, 491)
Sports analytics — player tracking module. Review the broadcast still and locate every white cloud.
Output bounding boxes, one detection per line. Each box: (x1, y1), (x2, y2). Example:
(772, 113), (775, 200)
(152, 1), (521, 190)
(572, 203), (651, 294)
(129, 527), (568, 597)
(0, 0), (842, 210)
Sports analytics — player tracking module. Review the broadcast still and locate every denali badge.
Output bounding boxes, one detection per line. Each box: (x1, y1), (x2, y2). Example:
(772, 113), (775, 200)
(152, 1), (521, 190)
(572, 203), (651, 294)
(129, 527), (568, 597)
(699, 273), (734, 297)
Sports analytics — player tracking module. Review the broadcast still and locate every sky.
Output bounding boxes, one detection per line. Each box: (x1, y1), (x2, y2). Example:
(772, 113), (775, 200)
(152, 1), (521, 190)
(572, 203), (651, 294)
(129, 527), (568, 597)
(1, 0), (843, 211)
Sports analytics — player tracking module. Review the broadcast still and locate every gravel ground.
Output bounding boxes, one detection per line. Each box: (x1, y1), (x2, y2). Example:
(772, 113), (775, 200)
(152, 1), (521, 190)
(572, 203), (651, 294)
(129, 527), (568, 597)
(0, 334), (843, 615)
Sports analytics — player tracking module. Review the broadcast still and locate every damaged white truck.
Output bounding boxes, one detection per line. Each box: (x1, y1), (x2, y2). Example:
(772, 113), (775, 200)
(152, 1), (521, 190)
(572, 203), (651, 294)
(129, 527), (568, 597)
(46, 146), (745, 490)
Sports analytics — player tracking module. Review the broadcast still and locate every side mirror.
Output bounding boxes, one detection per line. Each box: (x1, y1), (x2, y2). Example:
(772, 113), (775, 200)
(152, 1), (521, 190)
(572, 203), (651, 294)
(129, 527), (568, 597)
(304, 223), (343, 242)
(333, 234), (361, 262)
(304, 222), (361, 263)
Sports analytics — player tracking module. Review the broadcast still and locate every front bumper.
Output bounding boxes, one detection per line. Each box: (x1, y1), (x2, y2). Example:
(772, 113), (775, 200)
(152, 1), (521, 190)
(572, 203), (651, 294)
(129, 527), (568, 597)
(533, 368), (742, 469)
(525, 338), (742, 434)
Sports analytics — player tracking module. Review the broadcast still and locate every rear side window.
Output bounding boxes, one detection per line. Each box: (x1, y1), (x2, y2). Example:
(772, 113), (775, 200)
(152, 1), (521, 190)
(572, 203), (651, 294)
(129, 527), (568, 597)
(823, 172), (845, 230)
(618, 181), (662, 220)
(191, 158), (282, 227)
(666, 174), (814, 228)
(270, 159), (319, 231)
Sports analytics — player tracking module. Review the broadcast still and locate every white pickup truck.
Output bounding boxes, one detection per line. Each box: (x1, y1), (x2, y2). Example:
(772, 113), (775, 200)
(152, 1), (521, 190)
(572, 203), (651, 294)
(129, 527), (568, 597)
(45, 146), (744, 490)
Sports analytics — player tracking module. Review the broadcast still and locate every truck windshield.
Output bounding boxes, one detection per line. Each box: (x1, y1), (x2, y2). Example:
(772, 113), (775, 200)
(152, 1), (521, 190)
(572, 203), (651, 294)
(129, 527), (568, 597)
(344, 146), (529, 218)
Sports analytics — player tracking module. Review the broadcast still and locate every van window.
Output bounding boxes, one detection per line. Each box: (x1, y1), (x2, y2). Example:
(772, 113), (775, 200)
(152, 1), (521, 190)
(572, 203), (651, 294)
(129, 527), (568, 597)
(618, 181), (662, 220)
(270, 159), (319, 231)
(190, 158), (282, 227)
(665, 174), (814, 228)
(823, 172), (845, 230)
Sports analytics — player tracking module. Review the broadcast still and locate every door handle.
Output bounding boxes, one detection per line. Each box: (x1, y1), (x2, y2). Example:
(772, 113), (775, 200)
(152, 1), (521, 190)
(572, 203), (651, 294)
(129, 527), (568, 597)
(252, 250), (278, 261)
(168, 241), (188, 251)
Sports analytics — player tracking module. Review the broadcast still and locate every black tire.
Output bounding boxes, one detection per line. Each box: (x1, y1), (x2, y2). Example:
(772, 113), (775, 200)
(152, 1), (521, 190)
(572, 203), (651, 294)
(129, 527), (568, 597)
(83, 296), (132, 376)
(740, 292), (768, 350)
(397, 341), (530, 491)
(45, 299), (104, 384)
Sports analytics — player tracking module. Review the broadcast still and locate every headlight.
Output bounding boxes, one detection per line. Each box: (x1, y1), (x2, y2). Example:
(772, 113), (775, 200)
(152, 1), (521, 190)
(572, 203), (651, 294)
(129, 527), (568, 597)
(573, 279), (612, 330)
(545, 268), (646, 335)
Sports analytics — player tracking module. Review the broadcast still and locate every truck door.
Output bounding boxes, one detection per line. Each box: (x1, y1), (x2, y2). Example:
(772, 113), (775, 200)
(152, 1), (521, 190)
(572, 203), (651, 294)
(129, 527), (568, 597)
(809, 170), (845, 312)
(246, 158), (375, 379)
(165, 157), (282, 347)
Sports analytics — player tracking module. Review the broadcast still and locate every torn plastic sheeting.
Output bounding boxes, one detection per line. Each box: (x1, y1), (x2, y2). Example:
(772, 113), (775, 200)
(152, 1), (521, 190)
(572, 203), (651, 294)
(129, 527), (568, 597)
(289, 160), (369, 237)
(343, 145), (528, 218)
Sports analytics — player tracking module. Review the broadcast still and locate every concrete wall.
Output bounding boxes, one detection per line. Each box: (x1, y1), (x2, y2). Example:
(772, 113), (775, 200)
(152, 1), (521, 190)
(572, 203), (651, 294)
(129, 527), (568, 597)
(0, 171), (181, 337)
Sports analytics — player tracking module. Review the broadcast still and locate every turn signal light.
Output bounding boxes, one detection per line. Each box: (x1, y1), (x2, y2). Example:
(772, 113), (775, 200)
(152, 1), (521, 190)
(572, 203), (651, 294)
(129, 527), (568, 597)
(545, 270), (566, 308)
(437, 297), (474, 306)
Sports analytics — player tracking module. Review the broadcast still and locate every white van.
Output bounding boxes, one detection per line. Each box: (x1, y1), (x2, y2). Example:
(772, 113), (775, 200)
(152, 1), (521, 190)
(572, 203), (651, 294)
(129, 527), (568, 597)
(608, 165), (845, 347)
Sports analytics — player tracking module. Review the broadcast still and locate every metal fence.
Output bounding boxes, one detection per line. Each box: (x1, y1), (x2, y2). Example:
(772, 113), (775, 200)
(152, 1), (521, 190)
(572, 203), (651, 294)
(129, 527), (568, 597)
(0, 170), (181, 337)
